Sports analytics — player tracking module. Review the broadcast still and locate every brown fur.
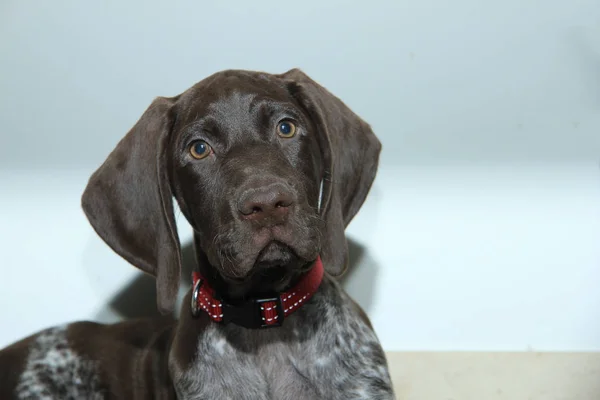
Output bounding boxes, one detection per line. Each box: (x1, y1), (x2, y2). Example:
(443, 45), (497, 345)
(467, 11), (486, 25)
(0, 69), (394, 399)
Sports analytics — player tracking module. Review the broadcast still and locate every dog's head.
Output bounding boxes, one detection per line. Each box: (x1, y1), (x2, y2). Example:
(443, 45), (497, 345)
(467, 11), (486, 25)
(82, 69), (381, 314)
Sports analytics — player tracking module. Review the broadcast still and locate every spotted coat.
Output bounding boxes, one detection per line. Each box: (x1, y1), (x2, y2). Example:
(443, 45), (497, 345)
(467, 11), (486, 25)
(0, 276), (395, 399)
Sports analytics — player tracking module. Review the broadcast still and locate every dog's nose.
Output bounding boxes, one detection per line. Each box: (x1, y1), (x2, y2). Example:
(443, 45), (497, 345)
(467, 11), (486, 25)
(238, 185), (294, 225)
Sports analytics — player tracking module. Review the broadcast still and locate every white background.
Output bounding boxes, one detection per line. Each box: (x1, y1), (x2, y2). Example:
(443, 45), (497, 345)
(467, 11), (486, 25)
(1, 0), (599, 351)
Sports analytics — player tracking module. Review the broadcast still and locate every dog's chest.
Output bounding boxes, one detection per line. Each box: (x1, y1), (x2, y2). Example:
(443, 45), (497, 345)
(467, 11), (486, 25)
(174, 332), (320, 400)
(173, 290), (394, 400)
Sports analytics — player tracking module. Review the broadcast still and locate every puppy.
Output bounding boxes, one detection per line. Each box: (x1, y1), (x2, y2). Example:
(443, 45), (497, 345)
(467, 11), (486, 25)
(0, 69), (395, 399)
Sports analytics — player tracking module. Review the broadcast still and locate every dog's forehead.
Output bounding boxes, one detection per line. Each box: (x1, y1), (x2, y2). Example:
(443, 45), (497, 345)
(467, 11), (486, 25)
(179, 70), (293, 121)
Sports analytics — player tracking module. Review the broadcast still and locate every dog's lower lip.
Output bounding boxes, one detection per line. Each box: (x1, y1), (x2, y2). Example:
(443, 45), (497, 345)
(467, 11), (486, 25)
(255, 241), (295, 266)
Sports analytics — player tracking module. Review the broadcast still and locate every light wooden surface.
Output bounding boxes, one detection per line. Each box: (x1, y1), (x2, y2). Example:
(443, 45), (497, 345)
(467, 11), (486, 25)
(387, 352), (600, 400)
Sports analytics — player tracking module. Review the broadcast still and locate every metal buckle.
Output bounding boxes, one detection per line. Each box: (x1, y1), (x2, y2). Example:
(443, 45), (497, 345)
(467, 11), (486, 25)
(256, 297), (284, 328)
(190, 278), (203, 318)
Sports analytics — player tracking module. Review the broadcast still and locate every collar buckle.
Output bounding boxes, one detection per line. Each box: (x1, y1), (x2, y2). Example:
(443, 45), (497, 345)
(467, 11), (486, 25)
(256, 296), (284, 328)
(220, 295), (284, 329)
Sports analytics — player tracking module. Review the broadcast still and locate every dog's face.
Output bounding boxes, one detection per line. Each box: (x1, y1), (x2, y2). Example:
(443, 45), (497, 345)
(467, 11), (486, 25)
(82, 69), (381, 313)
(169, 75), (323, 294)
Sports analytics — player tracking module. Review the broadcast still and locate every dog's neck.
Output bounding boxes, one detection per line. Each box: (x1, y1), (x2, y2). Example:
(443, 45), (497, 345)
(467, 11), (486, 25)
(192, 240), (311, 302)
(190, 257), (323, 329)
(196, 261), (308, 302)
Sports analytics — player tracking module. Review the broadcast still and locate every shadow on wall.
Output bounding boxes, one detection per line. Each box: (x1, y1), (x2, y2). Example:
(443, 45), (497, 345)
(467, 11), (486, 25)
(94, 238), (380, 322)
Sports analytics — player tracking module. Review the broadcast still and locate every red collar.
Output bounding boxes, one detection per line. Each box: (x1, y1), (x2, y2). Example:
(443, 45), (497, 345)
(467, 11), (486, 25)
(190, 256), (324, 329)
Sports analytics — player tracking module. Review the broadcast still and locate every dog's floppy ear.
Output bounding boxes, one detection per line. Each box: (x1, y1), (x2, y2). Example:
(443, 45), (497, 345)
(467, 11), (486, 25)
(281, 69), (381, 276)
(81, 96), (181, 315)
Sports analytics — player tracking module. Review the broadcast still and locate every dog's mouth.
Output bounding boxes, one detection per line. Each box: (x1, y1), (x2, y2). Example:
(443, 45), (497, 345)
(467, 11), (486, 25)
(255, 241), (295, 269)
(209, 215), (321, 296)
(218, 240), (313, 294)
(252, 241), (301, 284)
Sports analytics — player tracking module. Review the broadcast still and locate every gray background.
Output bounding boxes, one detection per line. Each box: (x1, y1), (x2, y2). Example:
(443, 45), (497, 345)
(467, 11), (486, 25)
(2, 1), (599, 170)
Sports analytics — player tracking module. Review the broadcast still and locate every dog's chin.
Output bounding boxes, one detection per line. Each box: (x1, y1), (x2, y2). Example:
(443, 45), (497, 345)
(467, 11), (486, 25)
(220, 241), (315, 295)
(254, 241), (297, 269)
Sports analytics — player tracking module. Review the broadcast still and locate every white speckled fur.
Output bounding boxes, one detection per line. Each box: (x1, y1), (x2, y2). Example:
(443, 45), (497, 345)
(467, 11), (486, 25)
(15, 326), (104, 399)
(172, 277), (395, 400)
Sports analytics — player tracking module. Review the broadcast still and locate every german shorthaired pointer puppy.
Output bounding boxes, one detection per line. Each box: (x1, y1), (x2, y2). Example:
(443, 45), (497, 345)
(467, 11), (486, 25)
(0, 69), (395, 399)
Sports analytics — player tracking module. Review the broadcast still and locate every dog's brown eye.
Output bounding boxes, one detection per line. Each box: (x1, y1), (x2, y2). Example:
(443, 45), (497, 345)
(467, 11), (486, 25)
(277, 121), (296, 138)
(189, 140), (212, 160)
